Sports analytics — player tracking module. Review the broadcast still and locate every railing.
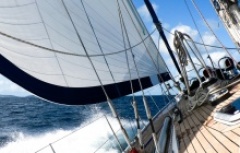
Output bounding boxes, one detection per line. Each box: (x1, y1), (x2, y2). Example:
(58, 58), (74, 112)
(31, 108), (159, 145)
(34, 94), (177, 153)
(34, 114), (147, 153)
(123, 97), (177, 152)
(156, 116), (172, 153)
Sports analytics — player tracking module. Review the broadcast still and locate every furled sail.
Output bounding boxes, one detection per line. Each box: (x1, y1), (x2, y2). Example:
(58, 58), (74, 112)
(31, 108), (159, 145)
(211, 0), (240, 47)
(0, 0), (170, 105)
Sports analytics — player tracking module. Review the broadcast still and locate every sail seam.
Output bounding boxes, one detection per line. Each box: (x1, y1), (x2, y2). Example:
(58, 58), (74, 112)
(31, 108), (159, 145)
(0, 26), (156, 57)
(0, 2), (35, 8)
(81, 0), (117, 85)
(60, 0), (133, 148)
(43, 0), (136, 52)
(123, 0), (172, 96)
(0, 21), (42, 26)
(35, 0), (69, 86)
(70, 0), (140, 46)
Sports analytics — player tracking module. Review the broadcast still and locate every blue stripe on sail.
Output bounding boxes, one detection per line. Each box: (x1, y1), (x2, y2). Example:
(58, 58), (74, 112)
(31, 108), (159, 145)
(0, 55), (170, 105)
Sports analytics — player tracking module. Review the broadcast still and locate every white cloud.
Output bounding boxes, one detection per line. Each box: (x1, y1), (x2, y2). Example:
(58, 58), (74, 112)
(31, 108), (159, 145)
(202, 32), (216, 46)
(194, 32), (217, 53)
(170, 24), (198, 39)
(148, 24), (200, 78)
(0, 75), (30, 96)
(201, 52), (227, 68)
(155, 23), (237, 80)
(157, 24), (198, 54)
(204, 19), (221, 31)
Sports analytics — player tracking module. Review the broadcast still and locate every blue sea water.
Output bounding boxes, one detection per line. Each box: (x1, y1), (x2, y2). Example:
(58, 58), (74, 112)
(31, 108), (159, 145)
(0, 95), (173, 153)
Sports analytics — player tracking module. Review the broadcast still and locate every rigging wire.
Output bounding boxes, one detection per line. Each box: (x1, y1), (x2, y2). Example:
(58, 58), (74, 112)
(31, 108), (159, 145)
(0, 24), (159, 79)
(81, 0), (118, 91)
(117, 0), (144, 149)
(3, 0), (159, 65)
(45, 0), (130, 50)
(185, 0), (238, 79)
(122, 1), (174, 151)
(2, 8), (240, 79)
(156, 33), (179, 88)
(184, 40), (205, 67)
(147, 92), (161, 111)
(20, 0), (157, 62)
(158, 82), (173, 118)
(180, 0), (212, 74)
(80, 0), (143, 42)
(0, 39), (158, 76)
(174, 31), (197, 95)
(118, 0), (148, 149)
(81, 0), (127, 121)
(162, 27), (240, 50)
(70, 0), (143, 44)
(35, 115), (105, 153)
(3, 1), (240, 61)
(157, 34), (183, 92)
(123, 1), (176, 152)
(16, 2), (159, 61)
(123, 0), (173, 98)
(61, 0), (132, 149)
(140, 3), (181, 113)
(183, 0), (211, 56)
(35, 0), (69, 86)
(190, 0), (235, 61)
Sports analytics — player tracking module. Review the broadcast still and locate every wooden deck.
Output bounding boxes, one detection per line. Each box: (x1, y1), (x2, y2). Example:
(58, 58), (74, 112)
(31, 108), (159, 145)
(176, 84), (240, 153)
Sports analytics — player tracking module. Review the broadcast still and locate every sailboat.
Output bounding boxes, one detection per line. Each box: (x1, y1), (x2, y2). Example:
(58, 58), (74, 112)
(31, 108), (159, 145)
(1, 0), (240, 152)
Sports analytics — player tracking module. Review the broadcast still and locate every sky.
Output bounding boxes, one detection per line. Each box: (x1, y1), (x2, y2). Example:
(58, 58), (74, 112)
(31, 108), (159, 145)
(132, 0), (240, 95)
(1, 0), (239, 96)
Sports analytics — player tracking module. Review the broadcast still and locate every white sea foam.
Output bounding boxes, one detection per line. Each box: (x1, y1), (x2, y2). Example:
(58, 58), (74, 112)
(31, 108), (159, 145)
(0, 113), (141, 153)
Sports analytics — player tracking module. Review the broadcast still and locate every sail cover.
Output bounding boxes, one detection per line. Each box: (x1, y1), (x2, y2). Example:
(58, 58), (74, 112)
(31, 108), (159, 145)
(0, 0), (170, 105)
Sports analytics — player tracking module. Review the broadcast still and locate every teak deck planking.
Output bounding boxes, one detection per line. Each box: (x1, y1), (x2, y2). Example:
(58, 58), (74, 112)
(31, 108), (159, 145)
(176, 84), (240, 153)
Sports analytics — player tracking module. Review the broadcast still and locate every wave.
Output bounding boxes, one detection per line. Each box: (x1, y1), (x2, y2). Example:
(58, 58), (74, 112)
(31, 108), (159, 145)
(0, 112), (145, 153)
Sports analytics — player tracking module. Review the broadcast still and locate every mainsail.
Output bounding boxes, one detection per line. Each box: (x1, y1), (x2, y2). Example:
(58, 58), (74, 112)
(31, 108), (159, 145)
(0, 0), (170, 105)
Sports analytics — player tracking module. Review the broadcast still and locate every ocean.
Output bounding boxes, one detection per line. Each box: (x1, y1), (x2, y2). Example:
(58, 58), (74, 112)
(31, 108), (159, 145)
(0, 95), (174, 153)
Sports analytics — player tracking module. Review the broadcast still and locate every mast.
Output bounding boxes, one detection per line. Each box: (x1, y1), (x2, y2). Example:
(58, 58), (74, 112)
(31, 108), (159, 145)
(211, 0), (240, 47)
(144, 0), (181, 75)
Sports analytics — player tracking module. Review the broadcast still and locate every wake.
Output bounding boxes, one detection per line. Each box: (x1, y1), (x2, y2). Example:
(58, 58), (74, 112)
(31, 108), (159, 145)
(0, 114), (140, 153)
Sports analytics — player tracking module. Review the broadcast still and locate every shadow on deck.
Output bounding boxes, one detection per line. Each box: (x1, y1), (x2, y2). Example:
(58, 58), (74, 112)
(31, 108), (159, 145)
(176, 85), (240, 153)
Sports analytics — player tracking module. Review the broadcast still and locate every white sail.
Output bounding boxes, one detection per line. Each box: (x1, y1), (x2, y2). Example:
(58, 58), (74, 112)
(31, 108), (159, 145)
(0, 0), (169, 104)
